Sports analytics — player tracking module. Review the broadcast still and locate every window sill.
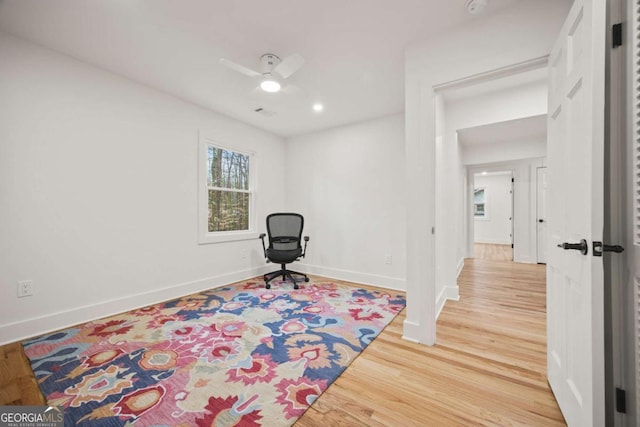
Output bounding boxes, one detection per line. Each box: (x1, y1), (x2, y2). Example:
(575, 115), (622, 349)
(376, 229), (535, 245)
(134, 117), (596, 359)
(198, 231), (259, 245)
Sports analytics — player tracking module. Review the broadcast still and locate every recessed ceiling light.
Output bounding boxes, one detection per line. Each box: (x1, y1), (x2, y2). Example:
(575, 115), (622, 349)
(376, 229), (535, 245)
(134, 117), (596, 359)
(312, 103), (324, 112)
(482, 171), (488, 175)
(260, 79), (281, 93)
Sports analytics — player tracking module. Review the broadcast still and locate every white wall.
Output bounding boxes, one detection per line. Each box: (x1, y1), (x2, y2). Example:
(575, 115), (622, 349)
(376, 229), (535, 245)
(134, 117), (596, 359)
(0, 32), (287, 344)
(474, 173), (513, 244)
(435, 94), (463, 317)
(285, 114), (406, 290)
(404, 0), (570, 344)
(452, 81), (548, 131)
(462, 137), (546, 165)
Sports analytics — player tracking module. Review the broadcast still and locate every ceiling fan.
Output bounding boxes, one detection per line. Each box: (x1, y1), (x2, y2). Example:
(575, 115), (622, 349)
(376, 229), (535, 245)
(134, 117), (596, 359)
(220, 53), (304, 93)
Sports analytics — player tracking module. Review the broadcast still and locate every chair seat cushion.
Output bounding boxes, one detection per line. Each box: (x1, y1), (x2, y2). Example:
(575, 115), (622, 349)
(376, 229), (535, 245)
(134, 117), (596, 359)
(266, 248), (302, 263)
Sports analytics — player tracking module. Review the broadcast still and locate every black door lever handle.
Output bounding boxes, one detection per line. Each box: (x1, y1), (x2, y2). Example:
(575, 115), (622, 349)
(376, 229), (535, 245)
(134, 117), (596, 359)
(603, 245), (624, 253)
(557, 239), (588, 255)
(593, 241), (624, 256)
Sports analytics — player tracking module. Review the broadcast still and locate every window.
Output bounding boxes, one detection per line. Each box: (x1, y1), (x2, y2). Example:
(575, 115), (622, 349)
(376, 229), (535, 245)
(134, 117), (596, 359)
(474, 188), (487, 218)
(199, 137), (256, 244)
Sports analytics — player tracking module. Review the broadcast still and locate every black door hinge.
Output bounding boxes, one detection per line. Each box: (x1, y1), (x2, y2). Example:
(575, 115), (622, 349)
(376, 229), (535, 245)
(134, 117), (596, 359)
(616, 387), (626, 413)
(613, 23), (623, 48)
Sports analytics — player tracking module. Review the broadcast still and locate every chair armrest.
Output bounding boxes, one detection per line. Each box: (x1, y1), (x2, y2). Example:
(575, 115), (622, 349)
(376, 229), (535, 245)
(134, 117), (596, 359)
(302, 236), (309, 258)
(259, 233), (267, 258)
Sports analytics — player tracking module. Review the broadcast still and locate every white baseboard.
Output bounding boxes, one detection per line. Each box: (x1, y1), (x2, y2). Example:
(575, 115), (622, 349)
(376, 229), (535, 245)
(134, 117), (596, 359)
(2, 263), (407, 346)
(513, 254), (536, 264)
(433, 258), (464, 320)
(475, 239), (512, 245)
(436, 284), (460, 320)
(402, 318), (435, 345)
(401, 334), (420, 344)
(456, 258), (465, 278)
(297, 263), (406, 292)
(402, 319), (422, 343)
(0, 265), (272, 346)
(436, 287), (447, 319)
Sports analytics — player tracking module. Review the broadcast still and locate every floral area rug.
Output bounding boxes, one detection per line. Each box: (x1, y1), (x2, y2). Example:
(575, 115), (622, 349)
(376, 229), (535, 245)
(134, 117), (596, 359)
(22, 278), (405, 426)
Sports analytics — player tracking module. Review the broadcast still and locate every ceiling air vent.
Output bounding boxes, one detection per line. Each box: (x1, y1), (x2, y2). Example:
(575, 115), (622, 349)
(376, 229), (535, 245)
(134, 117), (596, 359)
(254, 107), (277, 117)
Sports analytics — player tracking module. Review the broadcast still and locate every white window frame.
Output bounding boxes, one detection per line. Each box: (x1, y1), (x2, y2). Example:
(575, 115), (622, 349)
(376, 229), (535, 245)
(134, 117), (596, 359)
(198, 136), (257, 244)
(474, 187), (489, 220)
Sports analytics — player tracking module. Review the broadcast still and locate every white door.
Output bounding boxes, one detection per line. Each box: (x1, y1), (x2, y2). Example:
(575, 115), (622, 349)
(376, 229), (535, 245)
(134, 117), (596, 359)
(536, 167), (548, 264)
(546, 0), (606, 425)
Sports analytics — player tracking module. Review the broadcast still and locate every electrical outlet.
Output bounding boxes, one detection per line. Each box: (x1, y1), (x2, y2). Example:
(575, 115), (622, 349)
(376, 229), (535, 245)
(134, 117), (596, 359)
(18, 280), (33, 298)
(384, 254), (393, 265)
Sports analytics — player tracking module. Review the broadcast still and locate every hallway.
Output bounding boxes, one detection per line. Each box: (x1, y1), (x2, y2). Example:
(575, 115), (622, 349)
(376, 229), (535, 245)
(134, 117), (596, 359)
(299, 258), (565, 425)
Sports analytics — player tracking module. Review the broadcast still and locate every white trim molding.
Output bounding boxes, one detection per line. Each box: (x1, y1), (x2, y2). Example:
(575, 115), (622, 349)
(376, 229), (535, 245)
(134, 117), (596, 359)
(198, 131), (258, 245)
(402, 319), (422, 343)
(456, 258), (465, 278)
(433, 55), (549, 92)
(0, 266), (271, 346)
(297, 263), (406, 292)
(436, 285), (460, 319)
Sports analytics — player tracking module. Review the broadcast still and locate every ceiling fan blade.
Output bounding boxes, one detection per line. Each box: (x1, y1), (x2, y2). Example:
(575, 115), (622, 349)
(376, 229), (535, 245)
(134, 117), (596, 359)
(219, 58), (262, 78)
(273, 53), (304, 79)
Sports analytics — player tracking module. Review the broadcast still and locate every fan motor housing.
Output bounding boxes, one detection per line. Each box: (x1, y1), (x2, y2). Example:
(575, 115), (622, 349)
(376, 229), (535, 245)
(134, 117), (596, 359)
(260, 54), (281, 73)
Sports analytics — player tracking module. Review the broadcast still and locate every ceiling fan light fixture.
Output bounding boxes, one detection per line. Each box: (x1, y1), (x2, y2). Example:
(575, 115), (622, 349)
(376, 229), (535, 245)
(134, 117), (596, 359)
(260, 79), (281, 93)
(466, 0), (488, 14)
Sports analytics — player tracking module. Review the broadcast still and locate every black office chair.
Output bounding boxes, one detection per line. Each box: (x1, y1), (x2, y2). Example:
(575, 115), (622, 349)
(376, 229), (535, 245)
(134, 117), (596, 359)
(259, 213), (310, 289)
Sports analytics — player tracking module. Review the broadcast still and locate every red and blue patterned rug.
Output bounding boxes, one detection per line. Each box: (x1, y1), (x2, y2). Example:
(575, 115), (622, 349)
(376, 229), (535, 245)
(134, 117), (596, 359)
(23, 278), (405, 426)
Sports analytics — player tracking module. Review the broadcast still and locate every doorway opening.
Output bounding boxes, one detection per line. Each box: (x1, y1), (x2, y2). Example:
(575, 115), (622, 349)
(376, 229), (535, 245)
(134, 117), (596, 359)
(472, 170), (514, 262)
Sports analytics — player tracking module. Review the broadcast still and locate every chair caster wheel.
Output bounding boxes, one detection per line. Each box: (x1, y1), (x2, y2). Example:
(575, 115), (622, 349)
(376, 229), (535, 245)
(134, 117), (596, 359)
(304, 277), (310, 282)
(265, 284), (271, 289)
(294, 284), (299, 290)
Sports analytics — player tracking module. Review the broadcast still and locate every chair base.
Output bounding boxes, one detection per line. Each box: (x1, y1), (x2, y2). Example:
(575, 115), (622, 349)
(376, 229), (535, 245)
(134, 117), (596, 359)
(263, 264), (309, 289)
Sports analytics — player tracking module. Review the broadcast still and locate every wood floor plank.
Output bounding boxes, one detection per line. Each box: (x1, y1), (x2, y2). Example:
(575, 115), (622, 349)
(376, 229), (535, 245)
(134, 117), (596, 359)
(474, 243), (514, 261)
(0, 260), (564, 426)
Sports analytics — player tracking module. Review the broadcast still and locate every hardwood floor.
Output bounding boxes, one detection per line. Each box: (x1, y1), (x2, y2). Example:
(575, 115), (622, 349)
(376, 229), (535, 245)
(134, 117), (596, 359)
(0, 261), (564, 426)
(0, 342), (45, 405)
(474, 242), (513, 261)
(297, 260), (564, 426)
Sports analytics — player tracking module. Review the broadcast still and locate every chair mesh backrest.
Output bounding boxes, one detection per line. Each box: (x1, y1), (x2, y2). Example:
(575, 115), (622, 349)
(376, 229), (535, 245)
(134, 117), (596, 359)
(267, 213), (303, 251)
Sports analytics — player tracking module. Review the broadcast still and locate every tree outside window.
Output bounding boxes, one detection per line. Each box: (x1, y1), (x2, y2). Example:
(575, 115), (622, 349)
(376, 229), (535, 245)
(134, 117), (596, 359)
(206, 145), (251, 232)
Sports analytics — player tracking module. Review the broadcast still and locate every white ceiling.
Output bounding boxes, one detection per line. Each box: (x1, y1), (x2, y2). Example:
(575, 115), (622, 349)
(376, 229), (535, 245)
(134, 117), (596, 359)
(0, 0), (523, 137)
(457, 114), (547, 147)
